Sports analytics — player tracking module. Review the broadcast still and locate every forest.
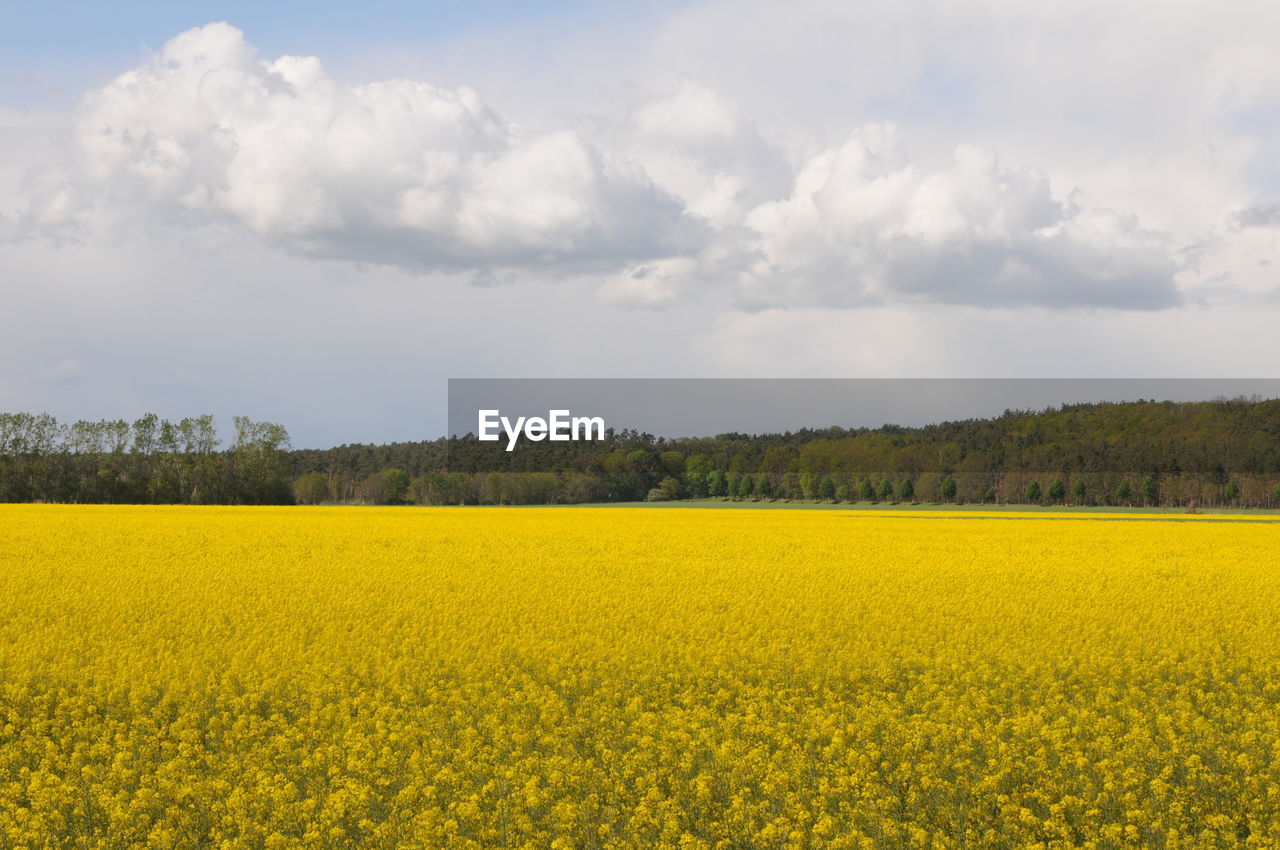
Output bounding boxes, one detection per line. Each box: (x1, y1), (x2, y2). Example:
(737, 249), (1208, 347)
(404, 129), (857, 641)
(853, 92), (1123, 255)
(5, 397), (1280, 507)
(0, 413), (292, 505)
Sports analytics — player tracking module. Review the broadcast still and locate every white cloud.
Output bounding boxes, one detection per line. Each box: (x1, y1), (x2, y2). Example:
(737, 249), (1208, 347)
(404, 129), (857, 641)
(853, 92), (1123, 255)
(734, 126), (1180, 309)
(619, 80), (791, 226)
(2, 20), (1209, 313)
(629, 0), (1280, 303)
(65, 23), (695, 271)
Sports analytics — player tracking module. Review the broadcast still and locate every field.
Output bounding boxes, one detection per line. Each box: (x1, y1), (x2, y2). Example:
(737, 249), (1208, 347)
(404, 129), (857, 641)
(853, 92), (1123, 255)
(1, 506), (1279, 848)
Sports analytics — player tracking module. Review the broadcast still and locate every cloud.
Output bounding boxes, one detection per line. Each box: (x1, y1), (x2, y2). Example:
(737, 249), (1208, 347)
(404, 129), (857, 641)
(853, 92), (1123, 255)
(40, 358), (88, 384)
(733, 125), (1181, 309)
(67, 23), (696, 271)
(598, 258), (694, 309)
(11, 22), (1189, 312)
(619, 80), (791, 227)
(1232, 202), (1280, 230)
(606, 91), (1180, 311)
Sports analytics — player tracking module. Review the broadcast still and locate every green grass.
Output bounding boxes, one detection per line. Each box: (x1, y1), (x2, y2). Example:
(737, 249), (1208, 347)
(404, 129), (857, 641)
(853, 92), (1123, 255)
(563, 498), (1280, 515)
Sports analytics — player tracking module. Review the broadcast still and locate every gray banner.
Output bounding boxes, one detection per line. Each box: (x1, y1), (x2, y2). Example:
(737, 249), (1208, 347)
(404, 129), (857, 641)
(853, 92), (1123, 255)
(448, 378), (1280, 439)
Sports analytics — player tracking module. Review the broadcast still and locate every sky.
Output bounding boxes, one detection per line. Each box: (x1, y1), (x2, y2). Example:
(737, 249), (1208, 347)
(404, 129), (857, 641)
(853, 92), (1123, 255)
(3, 1), (1280, 447)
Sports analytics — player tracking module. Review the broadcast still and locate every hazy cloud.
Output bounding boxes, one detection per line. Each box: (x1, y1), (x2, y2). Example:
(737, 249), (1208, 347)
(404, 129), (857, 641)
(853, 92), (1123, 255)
(40, 358), (88, 384)
(1232, 202), (1280, 230)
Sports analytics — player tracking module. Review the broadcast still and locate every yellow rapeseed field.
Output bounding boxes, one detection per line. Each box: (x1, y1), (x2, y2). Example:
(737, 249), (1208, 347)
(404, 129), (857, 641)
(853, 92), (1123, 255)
(1, 505), (1279, 848)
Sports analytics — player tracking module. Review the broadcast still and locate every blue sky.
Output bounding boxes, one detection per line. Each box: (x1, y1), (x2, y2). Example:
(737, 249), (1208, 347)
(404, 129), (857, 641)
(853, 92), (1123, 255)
(2, 1), (1279, 446)
(2, 1), (681, 108)
(4, 0), (608, 58)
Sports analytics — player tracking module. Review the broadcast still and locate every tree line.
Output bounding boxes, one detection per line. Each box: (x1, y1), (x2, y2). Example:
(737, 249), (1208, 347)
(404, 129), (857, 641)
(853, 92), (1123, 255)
(292, 398), (1280, 508)
(0, 413), (291, 504)
(5, 398), (1280, 507)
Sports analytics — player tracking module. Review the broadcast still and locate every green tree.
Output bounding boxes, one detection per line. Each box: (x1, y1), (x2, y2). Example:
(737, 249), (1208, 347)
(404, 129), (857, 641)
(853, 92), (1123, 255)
(734, 474), (753, 500)
(800, 472), (816, 500)
(940, 475), (957, 502)
(706, 469), (727, 497)
(877, 478), (894, 501)
(646, 476), (681, 501)
(1225, 480), (1240, 504)
(411, 472), (445, 505)
(293, 472), (330, 505)
(684, 455), (713, 498)
(818, 476), (836, 501)
(658, 451), (684, 479)
(1140, 475), (1159, 506)
(779, 472), (801, 499)
(1116, 480), (1133, 504)
(755, 474), (773, 498)
(367, 468), (409, 505)
(229, 416), (290, 504)
(563, 473), (607, 504)
(1072, 479), (1087, 504)
(384, 468), (409, 503)
(857, 477), (875, 502)
(1024, 480), (1042, 503)
(483, 471), (506, 505)
(1048, 478), (1066, 503)
(897, 478), (914, 502)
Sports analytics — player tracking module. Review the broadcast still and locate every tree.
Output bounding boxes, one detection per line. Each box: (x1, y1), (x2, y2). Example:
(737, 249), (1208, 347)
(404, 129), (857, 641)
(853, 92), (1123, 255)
(383, 468), (409, 503)
(1140, 475), (1159, 506)
(659, 451), (685, 479)
(684, 455), (713, 498)
(1225, 480), (1240, 504)
(734, 474), (753, 500)
(779, 472), (801, 499)
(818, 476), (836, 501)
(230, 416), (291, 504)
(647, 476), (681, 501)
(563, 473), (607, 504)
(294, 472), (330, 505)
(185, 415), (222, 504)
(367, 468), (409, 505)
(897, 478), (914, 502)
(444, 472), (473, 505)
(940, 475), (957, 502)
(1024, 480), (1042, 503)
(755, 474), (773, 498)
(858, 477), (875, 502)
(17, 397), (1280, 508)
(484, 471), (506, 505)
(800, 472), (817, 500)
